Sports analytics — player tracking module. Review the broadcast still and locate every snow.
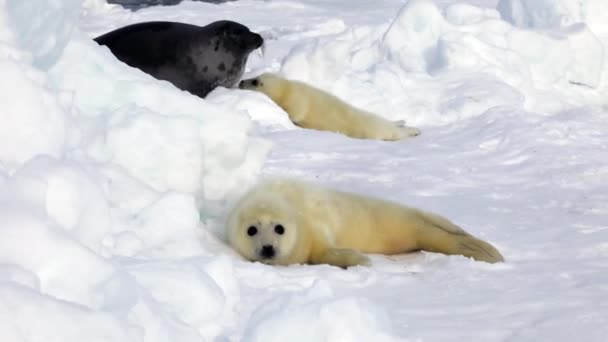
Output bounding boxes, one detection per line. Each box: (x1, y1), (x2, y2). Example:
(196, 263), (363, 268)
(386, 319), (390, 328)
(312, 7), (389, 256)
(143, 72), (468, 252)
(243, 295), (399, 342)
(4, 0), (82, 69)
(1, 0), (607, 341)
(497, 0), (608, 35)
(0, 59), (68, 170)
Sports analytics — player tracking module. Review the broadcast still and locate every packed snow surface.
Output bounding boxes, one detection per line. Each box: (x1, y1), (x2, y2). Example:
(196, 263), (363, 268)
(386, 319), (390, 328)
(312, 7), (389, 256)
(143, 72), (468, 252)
(1, 0), (607, 341)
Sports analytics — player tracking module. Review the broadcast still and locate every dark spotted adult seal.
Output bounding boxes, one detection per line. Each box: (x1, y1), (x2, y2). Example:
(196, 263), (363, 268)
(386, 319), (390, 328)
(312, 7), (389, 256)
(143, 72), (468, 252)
(94, 20), (263, 98)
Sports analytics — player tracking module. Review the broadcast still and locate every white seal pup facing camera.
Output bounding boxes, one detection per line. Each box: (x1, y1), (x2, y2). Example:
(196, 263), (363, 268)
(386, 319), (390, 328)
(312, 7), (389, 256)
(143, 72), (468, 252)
(226, 179), (504, 268)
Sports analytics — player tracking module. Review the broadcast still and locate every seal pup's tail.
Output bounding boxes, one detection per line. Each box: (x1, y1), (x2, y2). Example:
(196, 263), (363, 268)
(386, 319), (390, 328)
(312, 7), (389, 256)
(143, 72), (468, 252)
(415, 211), (504, 263)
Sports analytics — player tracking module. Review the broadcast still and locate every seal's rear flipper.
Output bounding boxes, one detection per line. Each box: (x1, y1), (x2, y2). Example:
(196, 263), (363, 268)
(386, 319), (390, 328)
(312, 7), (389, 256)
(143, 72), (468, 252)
(416, 211), (504, 263)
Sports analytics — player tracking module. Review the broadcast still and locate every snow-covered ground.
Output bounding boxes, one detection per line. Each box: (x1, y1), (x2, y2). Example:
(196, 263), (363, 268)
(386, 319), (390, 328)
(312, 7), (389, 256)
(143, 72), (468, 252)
(1, 0), (607, 341)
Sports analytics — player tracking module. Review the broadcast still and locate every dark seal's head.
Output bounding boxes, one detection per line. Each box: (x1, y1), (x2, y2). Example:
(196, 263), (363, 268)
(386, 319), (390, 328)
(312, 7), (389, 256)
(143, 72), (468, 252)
(190, 20), (264, 93)
(205, 20), (263, 54)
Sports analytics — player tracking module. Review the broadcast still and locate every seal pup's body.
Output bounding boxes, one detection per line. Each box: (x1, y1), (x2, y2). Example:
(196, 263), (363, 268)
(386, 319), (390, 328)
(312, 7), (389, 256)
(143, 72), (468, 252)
(239, 73), (420, 140)
(227, 179), (504, 268)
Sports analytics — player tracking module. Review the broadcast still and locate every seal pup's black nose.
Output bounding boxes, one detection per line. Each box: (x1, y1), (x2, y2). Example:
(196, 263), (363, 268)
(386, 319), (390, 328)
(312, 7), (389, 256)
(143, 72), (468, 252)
(238, 80), (245, 89)
(260, 245), (275, 258)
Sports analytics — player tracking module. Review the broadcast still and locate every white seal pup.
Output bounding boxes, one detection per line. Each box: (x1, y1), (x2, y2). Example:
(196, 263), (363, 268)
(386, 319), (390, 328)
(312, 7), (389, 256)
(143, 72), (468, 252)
(226, 179), (504, 267)
(238, 73), (421, 141)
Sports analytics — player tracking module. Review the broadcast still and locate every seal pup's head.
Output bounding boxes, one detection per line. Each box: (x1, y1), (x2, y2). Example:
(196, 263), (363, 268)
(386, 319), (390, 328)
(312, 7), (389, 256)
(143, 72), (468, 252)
(227, 190), (300, 265)
(238, 73), (287, 101)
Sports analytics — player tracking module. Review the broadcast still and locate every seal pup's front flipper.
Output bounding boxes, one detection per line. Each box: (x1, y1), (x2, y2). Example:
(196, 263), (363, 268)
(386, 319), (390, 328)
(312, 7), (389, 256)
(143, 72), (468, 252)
(310, 248), (371, 268)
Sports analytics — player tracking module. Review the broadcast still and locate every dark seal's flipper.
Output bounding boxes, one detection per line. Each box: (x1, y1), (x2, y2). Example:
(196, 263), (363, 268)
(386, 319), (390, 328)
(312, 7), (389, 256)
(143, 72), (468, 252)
(94, 20), (263, 98)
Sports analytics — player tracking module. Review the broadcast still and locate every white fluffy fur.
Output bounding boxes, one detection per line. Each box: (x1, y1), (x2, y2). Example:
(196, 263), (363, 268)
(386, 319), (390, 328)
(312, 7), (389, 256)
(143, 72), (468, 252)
(226, 179), (504, 267)
(239, 73), (421, 141)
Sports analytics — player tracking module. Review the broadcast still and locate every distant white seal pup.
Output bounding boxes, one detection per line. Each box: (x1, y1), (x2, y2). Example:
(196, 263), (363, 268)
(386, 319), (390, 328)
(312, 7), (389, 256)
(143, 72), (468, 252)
(94, 20), (264, 98)
(238, 73), (421, 141)
(226, 179), (504, 268)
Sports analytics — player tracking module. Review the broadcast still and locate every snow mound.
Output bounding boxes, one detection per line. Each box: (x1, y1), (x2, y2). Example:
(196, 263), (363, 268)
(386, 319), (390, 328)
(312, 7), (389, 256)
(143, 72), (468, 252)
(0, 283), (135, 342)
(0, 59), (67, 171)
(382, 0), (446, 73)
(0, 0), (270, 340)
(497, 0), (608, 36)
(4, 0), (82, 69)
(280, 0), (606, 125)
(50, 34), (271, 200)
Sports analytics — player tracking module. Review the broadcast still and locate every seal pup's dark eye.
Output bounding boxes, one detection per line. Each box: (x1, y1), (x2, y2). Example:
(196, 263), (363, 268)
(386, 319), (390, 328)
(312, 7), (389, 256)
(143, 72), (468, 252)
(251, 79), (259, 87)
(247, 226), (258, 236)
(274, 224), (285, 235)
